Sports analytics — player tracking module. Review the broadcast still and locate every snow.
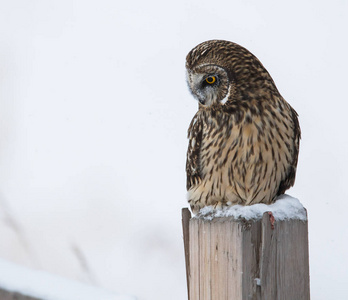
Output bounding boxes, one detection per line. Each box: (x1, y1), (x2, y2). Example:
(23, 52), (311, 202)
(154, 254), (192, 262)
(0, 258), (136, 300)
(196, 194), (307, 221)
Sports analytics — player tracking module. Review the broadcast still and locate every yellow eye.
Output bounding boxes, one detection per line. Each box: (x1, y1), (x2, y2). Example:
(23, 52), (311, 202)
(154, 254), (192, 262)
(205, 76), (216, 84)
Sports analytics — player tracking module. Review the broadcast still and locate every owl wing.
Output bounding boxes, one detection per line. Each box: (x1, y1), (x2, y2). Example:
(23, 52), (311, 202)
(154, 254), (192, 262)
(186, 112), (203, 191)
(277, 106), (301, 195)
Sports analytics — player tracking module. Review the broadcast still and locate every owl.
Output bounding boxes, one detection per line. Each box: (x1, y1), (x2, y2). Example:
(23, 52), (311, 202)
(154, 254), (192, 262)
(186, 40), (300, 214)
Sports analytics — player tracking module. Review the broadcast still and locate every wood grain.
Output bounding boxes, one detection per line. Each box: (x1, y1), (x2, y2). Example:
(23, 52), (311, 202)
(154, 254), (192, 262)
(259, 212), (310, 300)
(182, 208), (192, 300)
(182, 211), (310, 300)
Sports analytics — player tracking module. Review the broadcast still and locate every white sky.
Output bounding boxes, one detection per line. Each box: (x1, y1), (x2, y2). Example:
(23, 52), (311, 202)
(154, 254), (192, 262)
(0, 0), (347, 299)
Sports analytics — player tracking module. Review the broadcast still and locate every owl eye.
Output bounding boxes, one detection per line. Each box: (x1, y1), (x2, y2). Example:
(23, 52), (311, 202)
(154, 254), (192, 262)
(205, 76), (216, 84)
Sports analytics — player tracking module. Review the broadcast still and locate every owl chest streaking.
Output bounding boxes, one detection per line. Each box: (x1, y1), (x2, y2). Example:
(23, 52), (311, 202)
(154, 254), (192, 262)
(185, 40), (300, 214)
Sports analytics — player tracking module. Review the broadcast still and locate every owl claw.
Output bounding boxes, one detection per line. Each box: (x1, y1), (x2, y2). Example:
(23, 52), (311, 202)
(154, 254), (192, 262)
(268, 212), (275, 230)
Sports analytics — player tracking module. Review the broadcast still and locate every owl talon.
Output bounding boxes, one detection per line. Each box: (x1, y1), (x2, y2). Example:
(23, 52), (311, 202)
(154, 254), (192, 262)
(213, 201), (224, 211)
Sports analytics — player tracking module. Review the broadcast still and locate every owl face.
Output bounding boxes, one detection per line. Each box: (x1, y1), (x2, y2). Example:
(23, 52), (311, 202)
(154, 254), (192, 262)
(186, 40), (279, 108)
(186, 64), (231, 107)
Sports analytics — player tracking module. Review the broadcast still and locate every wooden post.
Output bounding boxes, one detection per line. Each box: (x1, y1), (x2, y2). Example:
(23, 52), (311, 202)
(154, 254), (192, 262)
(182, 208), (192, 300)
(182, 208), (310, 300)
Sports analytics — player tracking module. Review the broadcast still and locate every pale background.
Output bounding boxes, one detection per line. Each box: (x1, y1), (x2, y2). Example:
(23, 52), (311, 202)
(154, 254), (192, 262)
(0, 0), (347, 299)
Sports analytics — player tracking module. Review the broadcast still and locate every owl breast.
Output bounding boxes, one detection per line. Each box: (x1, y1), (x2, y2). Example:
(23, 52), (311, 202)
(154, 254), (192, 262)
(187, 102), (295, 214)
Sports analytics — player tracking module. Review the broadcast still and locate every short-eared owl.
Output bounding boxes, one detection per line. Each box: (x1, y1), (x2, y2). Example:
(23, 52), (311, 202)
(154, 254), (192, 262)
(186, 40), (300, 214)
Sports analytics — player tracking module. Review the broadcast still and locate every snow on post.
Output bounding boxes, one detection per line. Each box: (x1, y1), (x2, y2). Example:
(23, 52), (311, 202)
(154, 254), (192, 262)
(182, 195), (310, 300)
(0, 259), (136, 300)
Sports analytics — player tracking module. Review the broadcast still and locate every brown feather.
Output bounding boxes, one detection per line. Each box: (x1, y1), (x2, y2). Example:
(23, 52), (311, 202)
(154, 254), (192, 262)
(185, 40), (300, 214)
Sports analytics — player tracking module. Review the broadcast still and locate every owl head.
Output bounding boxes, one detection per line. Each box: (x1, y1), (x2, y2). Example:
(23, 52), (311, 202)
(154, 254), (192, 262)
(186, 40), (277, 107)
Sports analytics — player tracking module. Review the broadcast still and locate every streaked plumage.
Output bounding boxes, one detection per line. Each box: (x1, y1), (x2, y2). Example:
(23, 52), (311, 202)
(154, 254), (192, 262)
(185, 40), (300, 214)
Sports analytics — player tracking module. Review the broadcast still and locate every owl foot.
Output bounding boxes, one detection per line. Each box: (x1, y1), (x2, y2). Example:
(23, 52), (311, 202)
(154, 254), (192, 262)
(213, 201), (225, 211)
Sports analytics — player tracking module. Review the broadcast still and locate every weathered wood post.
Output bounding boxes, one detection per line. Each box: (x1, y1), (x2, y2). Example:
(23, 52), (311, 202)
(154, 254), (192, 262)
(182, 199), (310, 300)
